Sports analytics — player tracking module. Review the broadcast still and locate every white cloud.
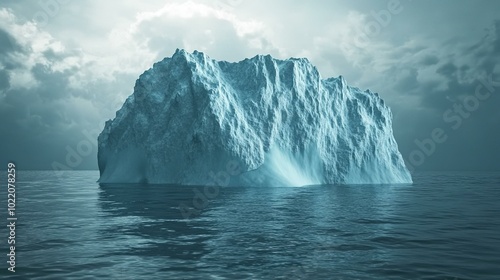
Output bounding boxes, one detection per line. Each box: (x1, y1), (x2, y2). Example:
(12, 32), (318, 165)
(2, 1), (500, 170)
(131, 1), (263, 37)
(0, 8), (76, 89)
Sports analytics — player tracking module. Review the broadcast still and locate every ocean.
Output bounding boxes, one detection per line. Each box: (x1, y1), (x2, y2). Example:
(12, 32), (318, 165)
(0, 170), (499, 279)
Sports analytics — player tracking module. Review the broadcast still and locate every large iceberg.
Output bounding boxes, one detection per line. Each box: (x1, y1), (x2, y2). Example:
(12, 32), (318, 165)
(98, 49), (412, 186)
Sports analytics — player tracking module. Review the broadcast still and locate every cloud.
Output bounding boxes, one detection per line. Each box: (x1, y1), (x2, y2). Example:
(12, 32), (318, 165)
(390, 22), (500, 171)
(0, 8), (115, 169)
(1, 2), (500, 172)
(123, 1), (279, 62)
(420, 55), (439, 66)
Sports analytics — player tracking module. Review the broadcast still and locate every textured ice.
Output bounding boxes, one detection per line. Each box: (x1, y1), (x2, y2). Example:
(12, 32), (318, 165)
(98, 49), (412, 186)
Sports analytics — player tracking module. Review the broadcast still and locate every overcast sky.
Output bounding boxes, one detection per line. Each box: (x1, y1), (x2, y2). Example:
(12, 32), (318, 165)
(1, 0), (499, 172)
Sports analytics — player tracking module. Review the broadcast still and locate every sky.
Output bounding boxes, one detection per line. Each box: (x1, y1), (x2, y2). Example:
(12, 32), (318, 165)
(0, 0), (499, 172)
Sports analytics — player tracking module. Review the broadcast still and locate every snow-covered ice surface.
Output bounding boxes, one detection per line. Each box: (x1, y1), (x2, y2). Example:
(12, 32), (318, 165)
(98, 49), (412, 186)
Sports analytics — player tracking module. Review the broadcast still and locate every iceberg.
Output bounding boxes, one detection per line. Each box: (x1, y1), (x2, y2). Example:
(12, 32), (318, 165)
(98, 49), (412, 186)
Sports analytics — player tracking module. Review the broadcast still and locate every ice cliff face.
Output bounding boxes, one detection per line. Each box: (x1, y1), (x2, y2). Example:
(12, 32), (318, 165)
(98, 49), (412, 186)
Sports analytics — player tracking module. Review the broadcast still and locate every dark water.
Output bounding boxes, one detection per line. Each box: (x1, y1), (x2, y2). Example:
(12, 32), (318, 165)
(0, 171), (499, 279)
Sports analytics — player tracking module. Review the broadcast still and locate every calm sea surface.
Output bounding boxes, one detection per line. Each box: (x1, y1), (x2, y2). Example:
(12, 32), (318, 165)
(0, 170), (499, 279)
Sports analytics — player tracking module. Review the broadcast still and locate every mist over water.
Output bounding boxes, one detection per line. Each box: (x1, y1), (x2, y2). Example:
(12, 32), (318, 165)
(1, 171), (499, 279)
(263, 146), (324, 186)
